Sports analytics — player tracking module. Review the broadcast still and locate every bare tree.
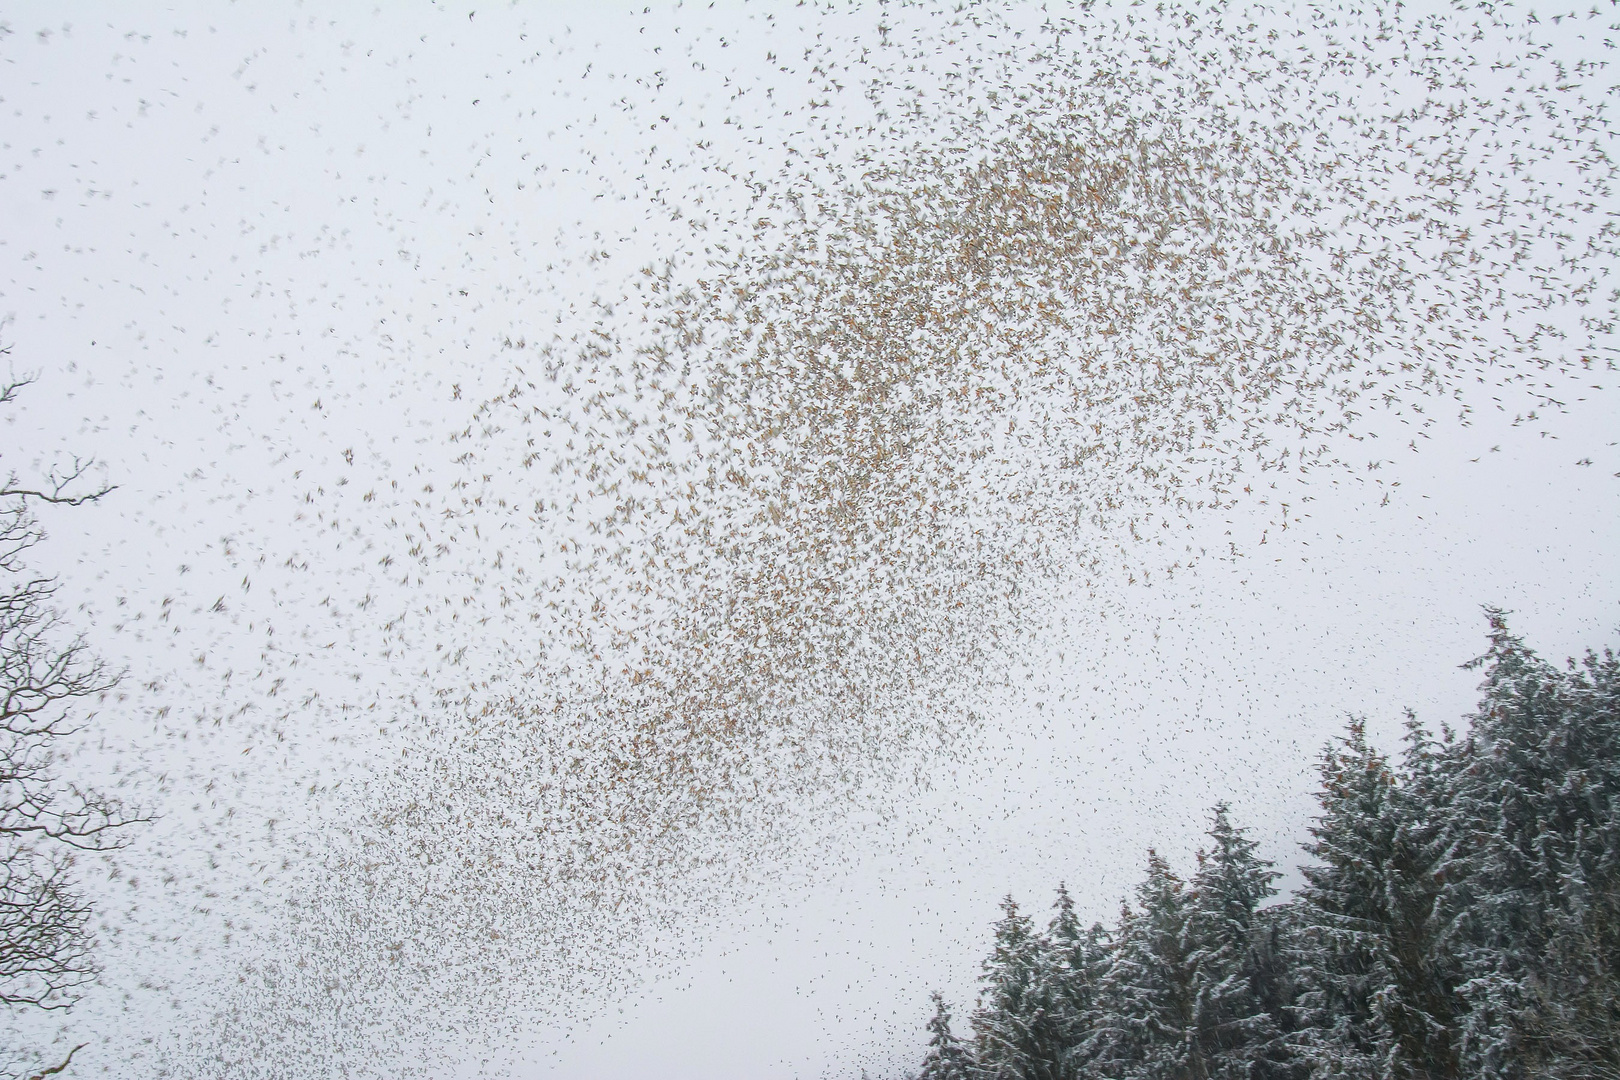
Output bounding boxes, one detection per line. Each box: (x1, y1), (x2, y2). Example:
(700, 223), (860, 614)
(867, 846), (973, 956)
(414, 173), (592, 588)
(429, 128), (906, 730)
(0, 349), (140, 1072)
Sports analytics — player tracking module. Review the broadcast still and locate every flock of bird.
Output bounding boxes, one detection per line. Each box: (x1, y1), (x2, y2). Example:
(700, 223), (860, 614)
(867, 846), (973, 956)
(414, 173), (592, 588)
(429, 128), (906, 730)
(1, 2), (1616, 1076)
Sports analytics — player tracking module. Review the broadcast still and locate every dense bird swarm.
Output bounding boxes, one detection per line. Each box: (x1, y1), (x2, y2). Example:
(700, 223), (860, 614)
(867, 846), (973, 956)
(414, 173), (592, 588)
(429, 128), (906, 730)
(0, 1), (1614, 1077)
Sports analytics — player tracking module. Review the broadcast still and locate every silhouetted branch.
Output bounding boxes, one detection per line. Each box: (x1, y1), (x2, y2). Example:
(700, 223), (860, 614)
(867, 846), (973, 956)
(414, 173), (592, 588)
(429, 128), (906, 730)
(25, 1043), (85, 1080)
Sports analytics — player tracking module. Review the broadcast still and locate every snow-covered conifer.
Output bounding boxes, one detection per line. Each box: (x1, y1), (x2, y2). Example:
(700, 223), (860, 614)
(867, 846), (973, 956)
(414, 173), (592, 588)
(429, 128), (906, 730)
(1044, 884), (1109, 1078)
(917, 991), (974, 1080)
(1088, 852), (1201, 1080)
(972, 896), (1065, 1080)
(1292, 717), (1462, 1078)
(1443, 614), (1620, 1078)
(1187, 804), (1293, 1079)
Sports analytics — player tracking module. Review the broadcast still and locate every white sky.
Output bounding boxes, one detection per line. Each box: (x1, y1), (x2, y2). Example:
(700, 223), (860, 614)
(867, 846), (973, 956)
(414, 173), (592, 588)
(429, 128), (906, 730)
(1, 3), (1617, 1077)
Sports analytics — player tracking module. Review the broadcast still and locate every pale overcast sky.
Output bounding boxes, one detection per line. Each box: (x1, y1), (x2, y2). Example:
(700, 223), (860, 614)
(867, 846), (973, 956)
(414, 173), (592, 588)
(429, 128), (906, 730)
(1, 3), (1616, 1077)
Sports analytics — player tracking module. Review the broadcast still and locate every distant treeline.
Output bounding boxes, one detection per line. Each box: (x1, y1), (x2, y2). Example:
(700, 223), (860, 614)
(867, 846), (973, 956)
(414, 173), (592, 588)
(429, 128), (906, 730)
(909, 615), (1619, 1080)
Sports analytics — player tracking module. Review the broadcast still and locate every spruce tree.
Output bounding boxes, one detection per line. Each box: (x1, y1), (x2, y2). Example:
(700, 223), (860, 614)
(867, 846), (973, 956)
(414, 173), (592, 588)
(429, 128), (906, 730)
(917, 991), (974, 1080)
(1442, 614), (1620, 1078)
(1291, 720), (1399, 1076)
(1384, 714), (1464, 1080)
(1186, 804), (1292, 1079)
(903, 622), (1620, 1080)
(972, 895), (1065, 1080)
(1089, 852), (1203, 1080)
(1292, 718), (1461, 1079)
(1045, 884), (1109, 1078)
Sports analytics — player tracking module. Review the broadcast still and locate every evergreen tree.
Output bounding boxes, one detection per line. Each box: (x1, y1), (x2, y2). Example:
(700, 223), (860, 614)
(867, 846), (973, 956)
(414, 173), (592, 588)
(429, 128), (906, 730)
(1291, 718), (1461, 1079)
(1290, 720), (1399, 1076)
(901, 623), (1620, 1080)
(1384, 714), (1465, 1080)
(1186, 804), (1293, 1079)
(1089, 852), (1203, 1080)
(972, 895), (1065, 1080)
(1442, 614), (1620, 1078)
(917, 991), (974, 1080)
(1045, 884), (1109, 1078)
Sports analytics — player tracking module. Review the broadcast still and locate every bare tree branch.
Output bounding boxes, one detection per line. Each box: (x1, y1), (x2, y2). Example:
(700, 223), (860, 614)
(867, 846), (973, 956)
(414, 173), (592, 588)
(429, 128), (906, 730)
(24, 1043), (84, 1080)
(0, 347), (114, 508)
(0, 459), (115, 509)
(0, 358), (139, 1042)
